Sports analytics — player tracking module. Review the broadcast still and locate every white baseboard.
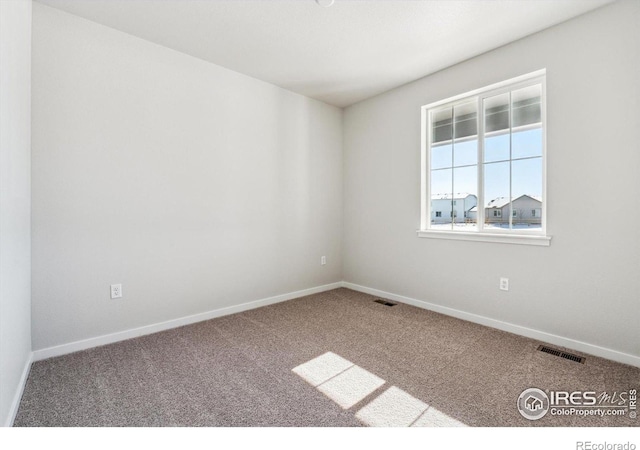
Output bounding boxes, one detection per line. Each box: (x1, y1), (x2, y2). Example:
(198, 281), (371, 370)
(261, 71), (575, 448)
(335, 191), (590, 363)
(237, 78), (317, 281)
(32, 282), (343, 362)
(5, 352), (33, 427)
(29, 279), (640, 368)
(342, 282), (640, 368)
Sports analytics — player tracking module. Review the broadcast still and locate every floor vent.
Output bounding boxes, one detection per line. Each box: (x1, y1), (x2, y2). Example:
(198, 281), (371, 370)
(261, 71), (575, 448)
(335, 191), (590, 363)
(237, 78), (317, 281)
(374, 299), (397, 307)
(537, 345), (586, 364)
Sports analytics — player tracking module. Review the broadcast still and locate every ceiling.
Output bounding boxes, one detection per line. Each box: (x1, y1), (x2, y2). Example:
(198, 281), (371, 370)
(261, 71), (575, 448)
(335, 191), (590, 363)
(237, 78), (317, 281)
(36, 0), (613, 108)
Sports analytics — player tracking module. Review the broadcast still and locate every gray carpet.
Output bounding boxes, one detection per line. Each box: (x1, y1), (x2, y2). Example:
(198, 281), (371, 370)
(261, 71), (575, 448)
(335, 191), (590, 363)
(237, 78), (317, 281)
(14, 288), (640, 427)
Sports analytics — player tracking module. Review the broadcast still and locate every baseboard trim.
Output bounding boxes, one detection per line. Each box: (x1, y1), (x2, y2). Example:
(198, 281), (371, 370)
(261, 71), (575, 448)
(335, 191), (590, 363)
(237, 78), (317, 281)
(33, 282), (343, 362)
(342, 282), (640, 368)
(5, 352), (33, 427)
(29, 280), (640, 368)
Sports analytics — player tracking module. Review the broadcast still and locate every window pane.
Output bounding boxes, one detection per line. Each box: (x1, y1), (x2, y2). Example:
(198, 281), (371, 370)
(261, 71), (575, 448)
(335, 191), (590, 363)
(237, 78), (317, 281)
(484, 134), (510, 163)
(431, 143), (452, 170)
(432, 107), (452, 145)
(425, 75), (545, 235)
(453, 165), (478, 230)
(453, 139), (477, 168)
(431, 168), (452, 198)
(454, 101), (477, 140)
(511, 157), (542, 230)
(512, 127), (542, 160)
(430, 169), (453, 229)
(453, 139), (477, 167)
(511, 157), (542, 199)
(484, 93), (510, 134)
(453, 165), (477, 199)
(512, 84), (541, 128)
(484, 161), (510, 230)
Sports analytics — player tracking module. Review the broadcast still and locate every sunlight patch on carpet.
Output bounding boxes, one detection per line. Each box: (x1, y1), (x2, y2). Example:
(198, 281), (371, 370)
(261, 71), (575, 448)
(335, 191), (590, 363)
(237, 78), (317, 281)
(292, 352), (353, 387)
(292, 351), (467, 427)
(316, 365), (385, 409)
(355, 386), (428, 427)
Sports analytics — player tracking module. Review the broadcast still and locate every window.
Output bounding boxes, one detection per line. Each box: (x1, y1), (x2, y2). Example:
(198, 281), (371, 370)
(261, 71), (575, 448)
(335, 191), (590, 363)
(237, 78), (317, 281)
(419, 70), (550, 246)
(435, 211), (442, 217)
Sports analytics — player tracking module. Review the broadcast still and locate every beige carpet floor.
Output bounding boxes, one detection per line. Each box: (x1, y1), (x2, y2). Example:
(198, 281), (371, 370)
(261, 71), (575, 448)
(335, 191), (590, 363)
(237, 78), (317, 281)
(14, 288), (640, 427)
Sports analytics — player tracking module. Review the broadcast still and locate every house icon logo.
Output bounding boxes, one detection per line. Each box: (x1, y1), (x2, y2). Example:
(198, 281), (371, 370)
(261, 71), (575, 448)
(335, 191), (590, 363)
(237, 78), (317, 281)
(517, 388), (550, 420)
(525, 395), (543, 411)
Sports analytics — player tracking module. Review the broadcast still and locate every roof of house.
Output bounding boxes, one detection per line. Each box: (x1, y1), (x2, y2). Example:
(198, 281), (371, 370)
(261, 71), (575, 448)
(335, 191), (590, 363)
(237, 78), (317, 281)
(486, 197), (510, 209)
(431, 193), (477, 200)
(486, 194), (541, 208)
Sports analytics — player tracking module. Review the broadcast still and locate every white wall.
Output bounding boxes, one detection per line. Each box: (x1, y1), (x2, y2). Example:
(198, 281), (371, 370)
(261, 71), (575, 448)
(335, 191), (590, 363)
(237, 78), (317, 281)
(343, 1), (640, 360)
(0, 0), (32, 427)
(31, 4), (343, 350)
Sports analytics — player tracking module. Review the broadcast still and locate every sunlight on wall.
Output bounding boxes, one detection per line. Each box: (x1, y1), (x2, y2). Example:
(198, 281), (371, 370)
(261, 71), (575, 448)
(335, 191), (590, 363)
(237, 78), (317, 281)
(292, 352), (467, 427)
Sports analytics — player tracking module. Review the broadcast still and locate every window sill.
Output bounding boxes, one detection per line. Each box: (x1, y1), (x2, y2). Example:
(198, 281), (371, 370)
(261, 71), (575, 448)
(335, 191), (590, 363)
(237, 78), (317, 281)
(416, 229), (551, 246)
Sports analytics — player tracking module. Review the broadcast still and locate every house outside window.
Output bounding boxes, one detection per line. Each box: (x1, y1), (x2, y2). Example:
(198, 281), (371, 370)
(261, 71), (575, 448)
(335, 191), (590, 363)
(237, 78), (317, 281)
(430, 193), (476, 224)
(419, 70), (550, 246)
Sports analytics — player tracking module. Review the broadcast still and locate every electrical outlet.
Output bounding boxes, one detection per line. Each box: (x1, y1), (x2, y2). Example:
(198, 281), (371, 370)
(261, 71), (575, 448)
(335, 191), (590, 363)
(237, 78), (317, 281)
(499, 278), (509, 291)
(110, 284), (122, 299)
(321, 256), (326, 265)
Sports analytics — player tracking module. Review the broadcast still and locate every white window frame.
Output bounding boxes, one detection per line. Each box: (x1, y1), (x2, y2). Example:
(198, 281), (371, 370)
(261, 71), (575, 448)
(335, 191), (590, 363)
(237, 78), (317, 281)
(418, 70), (550, 246)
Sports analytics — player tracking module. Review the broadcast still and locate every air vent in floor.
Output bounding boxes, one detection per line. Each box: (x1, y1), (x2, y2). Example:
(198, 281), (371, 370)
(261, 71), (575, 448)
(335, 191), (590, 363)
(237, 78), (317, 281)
(374, 299), (397, 307)
(537, 345), (585, 364)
